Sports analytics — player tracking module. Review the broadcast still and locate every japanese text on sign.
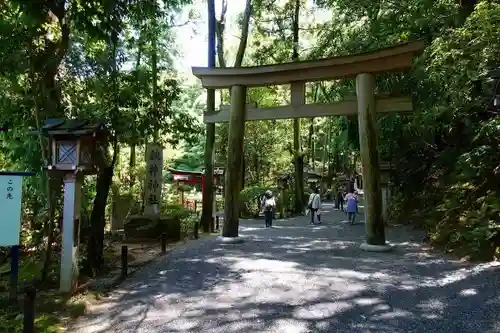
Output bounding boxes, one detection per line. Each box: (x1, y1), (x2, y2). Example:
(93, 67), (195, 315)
(6, 178), (14, 200)
(144, 144), (163, 207)
(0, 175), (23, 246)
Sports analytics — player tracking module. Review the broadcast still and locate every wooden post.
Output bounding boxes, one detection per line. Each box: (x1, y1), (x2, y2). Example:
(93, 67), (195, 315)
(60, 174), (82, 293)
(23, 286), (36, 333)
(356, 73), (390, 250)
(194, 220), (199, 239)
(9, 245), (19, 302)
(221, 85), (247, 240)
(121, 245), (128, 277)
(161, 233), (167, 254)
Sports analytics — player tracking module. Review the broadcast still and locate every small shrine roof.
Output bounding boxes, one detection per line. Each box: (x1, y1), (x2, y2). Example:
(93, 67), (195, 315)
(36, 118), (106, 136)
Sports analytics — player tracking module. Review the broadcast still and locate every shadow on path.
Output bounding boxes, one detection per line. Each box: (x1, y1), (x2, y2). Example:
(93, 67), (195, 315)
(69, 202), (500, 333)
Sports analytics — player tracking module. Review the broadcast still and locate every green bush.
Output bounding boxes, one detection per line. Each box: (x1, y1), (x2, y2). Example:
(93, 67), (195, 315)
(239, 185), (267, 217)
(180, 215), (198, 235)
(162, 203), (190, 219)
(216, 196), (224, 211)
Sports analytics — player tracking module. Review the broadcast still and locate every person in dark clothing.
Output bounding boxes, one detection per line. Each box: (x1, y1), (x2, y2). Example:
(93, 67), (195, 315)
(336, 190), (344, 211)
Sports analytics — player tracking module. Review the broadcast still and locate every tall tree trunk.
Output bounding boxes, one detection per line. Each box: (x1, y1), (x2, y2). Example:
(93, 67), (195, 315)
(130, 34), (142, 192)
(321, 119), (332, 192)
(215, 0), (227, 68)
(308, 118), (314, 167)
(201, 0), (217, 233)
(151, 18), (159, 142)
(241, 156), (246, 190)
(129, 144), (136, 191)
(86, 143), (119, 276)
(309, 86), (319, 168)
(29, 1), (69, 284)
(86, 21), (120, 275)
(253, 153), (260, 184)
(292, 0), (304, 213)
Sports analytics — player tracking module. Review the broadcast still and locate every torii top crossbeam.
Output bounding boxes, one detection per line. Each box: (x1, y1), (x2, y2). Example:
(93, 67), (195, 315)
(192, 41), (424, 89)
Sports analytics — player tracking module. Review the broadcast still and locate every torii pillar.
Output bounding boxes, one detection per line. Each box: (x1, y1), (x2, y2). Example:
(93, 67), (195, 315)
(356, 73), (390, 251)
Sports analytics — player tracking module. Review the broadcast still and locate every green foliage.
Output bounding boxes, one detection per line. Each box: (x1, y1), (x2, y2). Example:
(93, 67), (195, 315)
(161, 203), (197, 234)
(239, 185), (268, 217)
(162, 203), (191, 220)
(386, 1), (500, 260)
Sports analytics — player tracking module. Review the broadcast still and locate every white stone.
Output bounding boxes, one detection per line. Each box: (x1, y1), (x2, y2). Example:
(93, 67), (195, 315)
(360, 242), (393, 252)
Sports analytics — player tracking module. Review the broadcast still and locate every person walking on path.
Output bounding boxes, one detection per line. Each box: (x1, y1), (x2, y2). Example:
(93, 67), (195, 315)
(260, 190), (276, 228)
(344, 187), (358, 224)
(335, 187), (344, 211)
(308, 188), (322, 225)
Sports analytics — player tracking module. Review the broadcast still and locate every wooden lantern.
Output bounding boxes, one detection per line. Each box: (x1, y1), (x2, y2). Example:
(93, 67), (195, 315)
(277, 173), (290, 190)
(214, 167), (225, 186)
(379, 161), (393, 186)
(41, 119), (107, 175)
(31, 119), (107, 293)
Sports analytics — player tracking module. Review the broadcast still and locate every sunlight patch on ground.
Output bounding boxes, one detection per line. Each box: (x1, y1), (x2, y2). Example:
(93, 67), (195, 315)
(293, 301), (352, 320)
(371, 308), (415, 320)
(355, 297), (382, 306)
(270, 319), (310, 333)
(459, 288), (478, 296)
(417, 298), (446, 312)
(231, 258), (300, 272)
(419, 262), (500, 287)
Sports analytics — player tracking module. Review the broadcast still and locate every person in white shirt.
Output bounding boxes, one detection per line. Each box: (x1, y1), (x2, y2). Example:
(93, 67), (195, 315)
(307, 187), (322, 225)
(260, 190), (276, 228)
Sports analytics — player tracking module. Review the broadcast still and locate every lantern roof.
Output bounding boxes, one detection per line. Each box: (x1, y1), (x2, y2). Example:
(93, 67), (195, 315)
(33, 118), (106, 136)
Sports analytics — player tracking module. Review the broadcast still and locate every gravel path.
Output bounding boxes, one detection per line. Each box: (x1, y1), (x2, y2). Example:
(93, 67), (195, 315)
(70, 202), (500, 333)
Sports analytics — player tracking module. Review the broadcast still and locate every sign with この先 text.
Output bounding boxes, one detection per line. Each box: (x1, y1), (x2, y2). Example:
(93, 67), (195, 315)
(0, 175), (23, 246)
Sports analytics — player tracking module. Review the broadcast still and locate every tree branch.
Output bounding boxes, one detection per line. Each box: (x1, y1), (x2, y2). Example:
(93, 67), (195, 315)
(234, 0), (252, 67)
(215, 0), (227, 68)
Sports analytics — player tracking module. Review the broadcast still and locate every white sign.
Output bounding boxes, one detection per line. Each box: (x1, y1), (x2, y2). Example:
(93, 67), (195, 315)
(0, 175), (23, 246)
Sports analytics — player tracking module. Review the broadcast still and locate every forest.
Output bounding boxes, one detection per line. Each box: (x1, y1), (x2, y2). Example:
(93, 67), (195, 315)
(0, 0), (499, 330)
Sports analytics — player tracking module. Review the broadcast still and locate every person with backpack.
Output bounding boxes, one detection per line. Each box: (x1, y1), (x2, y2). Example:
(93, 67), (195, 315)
(307, 187), (322, 225)
(260, 190), (276, 228)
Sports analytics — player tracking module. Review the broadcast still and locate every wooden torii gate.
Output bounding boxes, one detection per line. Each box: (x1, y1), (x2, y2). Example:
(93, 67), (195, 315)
(192, 41), (424, 250)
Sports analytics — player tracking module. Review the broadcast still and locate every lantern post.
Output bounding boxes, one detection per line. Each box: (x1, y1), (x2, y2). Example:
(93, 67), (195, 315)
(38, 119), (107, 293)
